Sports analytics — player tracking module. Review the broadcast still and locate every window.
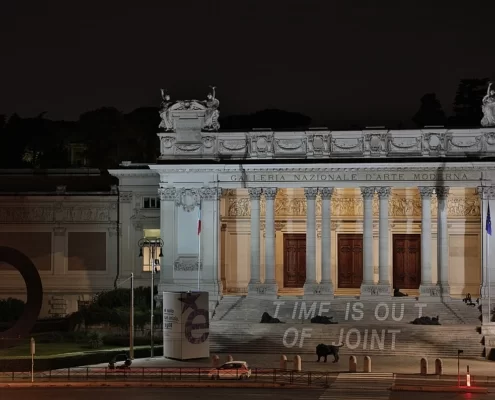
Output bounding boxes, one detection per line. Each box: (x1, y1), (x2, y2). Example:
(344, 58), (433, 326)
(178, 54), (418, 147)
(143, 197), (160, 209)
(141, 237), (162, 272)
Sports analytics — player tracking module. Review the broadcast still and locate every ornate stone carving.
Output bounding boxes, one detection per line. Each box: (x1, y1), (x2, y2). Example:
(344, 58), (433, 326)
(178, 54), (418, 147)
(418, 187), (434, 199)
(361, 285), (390, 296)
(331, 221), (338, 231)
(248, 188), (262, 200)
(55, 206), (111, 222)
(0, 207), (54, 223)
(222, 189), (237, 197)
(119, 192), (133, 203)
(420, 286), (440, 297)
(200, 187), (222, 201)
(422, 132), (446, 155)
(174, 256), (202, 271)
(56, 185), (66, 195)
(481, 82), (495, 127)
(304, 187), (318, 200)
(226, 191), (480, 218)
(274, 221), (286, 231)
(477, 186), (495, 200)
(108, 225), (121, 237)
(376, 187), (391, 199)
(263, 187), (278, 200)
(435, 187), (450, 199)
(319, 187), (334, 199)
(360, 187), (375, 199)
(389, 195), (421, 217)
(158, 187), (176, 201)
(175, 188), (201, 212)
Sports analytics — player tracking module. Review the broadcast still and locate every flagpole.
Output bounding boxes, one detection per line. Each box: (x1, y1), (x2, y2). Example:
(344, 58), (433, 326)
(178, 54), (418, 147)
(488, 201), (491, 323)
(198, 200), (201, 291)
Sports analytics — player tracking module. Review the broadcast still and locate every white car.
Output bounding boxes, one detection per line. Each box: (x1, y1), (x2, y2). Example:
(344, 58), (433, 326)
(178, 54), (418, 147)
(208, 361), (252, 380)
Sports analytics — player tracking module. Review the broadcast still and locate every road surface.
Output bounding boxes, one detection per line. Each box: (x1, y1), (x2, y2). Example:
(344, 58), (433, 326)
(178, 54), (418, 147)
(1, 388), (494, 400)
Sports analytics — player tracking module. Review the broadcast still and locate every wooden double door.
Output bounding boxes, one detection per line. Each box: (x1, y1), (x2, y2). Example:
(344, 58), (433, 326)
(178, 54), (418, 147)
(283, 234), (306, 288)
(393, 234), (421, 290)
(337, 233), (421, 290)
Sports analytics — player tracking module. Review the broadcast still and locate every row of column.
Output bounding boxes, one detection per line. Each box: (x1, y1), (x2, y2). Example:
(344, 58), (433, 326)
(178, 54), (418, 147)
(247, 186), (451, 298)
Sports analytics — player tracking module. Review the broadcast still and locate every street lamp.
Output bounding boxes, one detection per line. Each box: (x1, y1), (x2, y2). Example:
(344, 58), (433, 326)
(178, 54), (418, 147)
(138, 237), (164, 358)
(457, 349), (463, 386)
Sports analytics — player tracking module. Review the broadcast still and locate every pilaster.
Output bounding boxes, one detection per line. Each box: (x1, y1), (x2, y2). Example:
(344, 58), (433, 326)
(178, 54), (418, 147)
(316, 187), (334, 298)
(360, 187), (377, 298)
(247, 188), (263, 297)
(52, 227), (66, 275)
(303, 187), (318, 298)
(157, 187), (176, 292)
(376, 187), (392, 296)
(436, 186), (451, 299)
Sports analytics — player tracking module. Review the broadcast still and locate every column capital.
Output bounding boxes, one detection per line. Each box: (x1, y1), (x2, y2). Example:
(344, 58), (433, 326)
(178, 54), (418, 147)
(360, 187), (375, 199)
(158, 187), (176, 201)
(376, 187), (391, 199)
(248, 187), (263, 200)
(477, 186), (495, 200)
(319, 187), (334, 199)
(435, 187), (450, 200)
(304, 187), (318, 200)
(175, 188), (200, 212)
(119, 191), (133, 203)
(263, 187), (278, 200)
(53, 227), (66, 236)
(418, 187), (434, 199)
(200, 187), (222, 201)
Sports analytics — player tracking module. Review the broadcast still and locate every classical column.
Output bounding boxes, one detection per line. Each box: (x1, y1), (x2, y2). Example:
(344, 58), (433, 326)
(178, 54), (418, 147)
(418, 187), (436, 298)
(247, 188), (262, 296)
(262, 187), (278, 297)
(360, 187), (376, 297)
(478, 186), (495, 324)
(436, 186), (450, 298)
(157, 187), (176, 289)
(319, 187), (334, 296)
(303, 188), (318, 297)
(199, 187), (223, 300)
(377, 187), (391, 295)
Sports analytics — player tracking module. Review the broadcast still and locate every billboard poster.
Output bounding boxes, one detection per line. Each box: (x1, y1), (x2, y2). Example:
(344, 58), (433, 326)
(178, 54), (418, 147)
(162, 291), (210, 360)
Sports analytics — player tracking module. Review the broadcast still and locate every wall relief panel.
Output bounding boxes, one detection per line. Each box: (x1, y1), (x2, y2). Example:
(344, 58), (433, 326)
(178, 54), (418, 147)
(225, 192), (480, 218)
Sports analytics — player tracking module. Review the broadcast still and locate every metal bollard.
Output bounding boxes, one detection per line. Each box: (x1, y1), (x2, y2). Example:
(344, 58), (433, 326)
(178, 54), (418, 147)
(227, 354), (234, 362)
(293, 355), (302, 372)
(420, 357), (428, 375)
(280, 355), (288, 370)
(363, 356), (371, 373)
(435, 358), (443, 375)
(211, 354), (220, 368)
(349, 356), (357, 373)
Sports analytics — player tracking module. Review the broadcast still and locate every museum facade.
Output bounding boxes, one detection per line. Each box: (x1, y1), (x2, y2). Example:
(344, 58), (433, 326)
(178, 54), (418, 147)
(109, 103), (495, 313)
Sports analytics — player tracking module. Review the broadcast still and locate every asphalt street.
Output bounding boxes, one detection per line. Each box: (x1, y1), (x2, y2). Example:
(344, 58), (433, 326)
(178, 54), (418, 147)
(1, 388), (494, 400)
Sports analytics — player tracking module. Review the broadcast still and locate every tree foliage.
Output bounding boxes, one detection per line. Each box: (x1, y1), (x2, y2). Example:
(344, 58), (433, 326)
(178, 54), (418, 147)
(0, 298), (25, 322)
(449, 78), (490, 127)
(412, 93), (446, 127)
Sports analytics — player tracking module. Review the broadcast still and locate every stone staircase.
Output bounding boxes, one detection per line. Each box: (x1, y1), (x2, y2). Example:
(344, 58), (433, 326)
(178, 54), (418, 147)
(209, 295), (484, 359)
(209, 321), (484, 358)
(212, 296), (481, 325)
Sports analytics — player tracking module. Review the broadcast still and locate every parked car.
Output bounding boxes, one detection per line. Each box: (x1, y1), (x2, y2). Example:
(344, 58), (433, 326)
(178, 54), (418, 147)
(108, 353), (132, 370)
(208, 361), (251, 380)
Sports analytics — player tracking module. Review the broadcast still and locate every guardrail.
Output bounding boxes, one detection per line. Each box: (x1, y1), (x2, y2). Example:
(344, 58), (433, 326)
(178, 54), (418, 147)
(0, 367), (338, 387)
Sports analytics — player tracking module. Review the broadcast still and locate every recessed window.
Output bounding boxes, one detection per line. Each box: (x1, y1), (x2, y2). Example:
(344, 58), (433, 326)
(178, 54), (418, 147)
(143, 197), (160, 209)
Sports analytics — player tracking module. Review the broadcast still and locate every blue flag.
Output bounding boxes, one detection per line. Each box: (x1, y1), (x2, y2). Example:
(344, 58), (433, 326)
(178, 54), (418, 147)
(487, 203), (492, 236)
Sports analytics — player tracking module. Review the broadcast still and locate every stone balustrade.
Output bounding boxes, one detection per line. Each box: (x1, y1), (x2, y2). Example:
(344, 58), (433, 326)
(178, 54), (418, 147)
(157, 128), (495, 160)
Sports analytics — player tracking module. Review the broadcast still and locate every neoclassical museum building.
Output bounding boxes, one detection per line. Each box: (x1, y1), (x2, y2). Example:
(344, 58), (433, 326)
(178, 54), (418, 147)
(1, 96), (495, 317)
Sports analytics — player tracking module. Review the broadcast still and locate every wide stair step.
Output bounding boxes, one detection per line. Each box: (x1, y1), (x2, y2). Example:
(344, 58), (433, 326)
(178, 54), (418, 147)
(209, 322), (484, 358)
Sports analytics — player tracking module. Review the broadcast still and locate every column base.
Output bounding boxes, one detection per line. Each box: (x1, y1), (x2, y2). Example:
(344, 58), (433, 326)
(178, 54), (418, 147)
(303, 282), (334, 300)
(419, 284), (450, 302)
(247, 283), (278, 299)
(360, 284), (392, 299)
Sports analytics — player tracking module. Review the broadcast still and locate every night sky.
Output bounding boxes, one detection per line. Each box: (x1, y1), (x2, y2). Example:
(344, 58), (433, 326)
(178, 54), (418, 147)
(2, 1), (494, 127)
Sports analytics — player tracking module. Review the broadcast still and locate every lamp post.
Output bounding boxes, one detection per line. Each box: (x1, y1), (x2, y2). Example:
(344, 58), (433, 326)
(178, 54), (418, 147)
(457, 349), (463, 386)
(138, 237), (164, 358)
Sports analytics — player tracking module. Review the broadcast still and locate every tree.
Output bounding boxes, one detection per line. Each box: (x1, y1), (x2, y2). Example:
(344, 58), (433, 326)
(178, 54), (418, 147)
(449, 78), (489, 127)
(412, 93), (446, 127)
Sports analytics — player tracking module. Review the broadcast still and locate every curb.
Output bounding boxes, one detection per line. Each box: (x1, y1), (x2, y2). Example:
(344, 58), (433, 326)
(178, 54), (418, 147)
(392, 384), (488, 393)
(0, 381), (325, 389)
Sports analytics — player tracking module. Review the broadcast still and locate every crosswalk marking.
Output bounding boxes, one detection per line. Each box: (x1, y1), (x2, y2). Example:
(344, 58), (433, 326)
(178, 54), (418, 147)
(320, 372), (394, 398)
(318, 389), (390, 400)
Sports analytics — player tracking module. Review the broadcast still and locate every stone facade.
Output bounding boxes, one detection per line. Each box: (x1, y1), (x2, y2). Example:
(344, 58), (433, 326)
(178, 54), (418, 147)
(0, 171), (118, 317)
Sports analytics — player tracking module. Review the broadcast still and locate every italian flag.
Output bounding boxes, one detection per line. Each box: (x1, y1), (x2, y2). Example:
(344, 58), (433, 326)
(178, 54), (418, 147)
(197, 202), (202, 235)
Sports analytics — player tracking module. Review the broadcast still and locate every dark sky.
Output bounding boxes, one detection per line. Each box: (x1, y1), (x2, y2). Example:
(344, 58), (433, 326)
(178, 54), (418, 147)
(1, 1), (494, 126)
